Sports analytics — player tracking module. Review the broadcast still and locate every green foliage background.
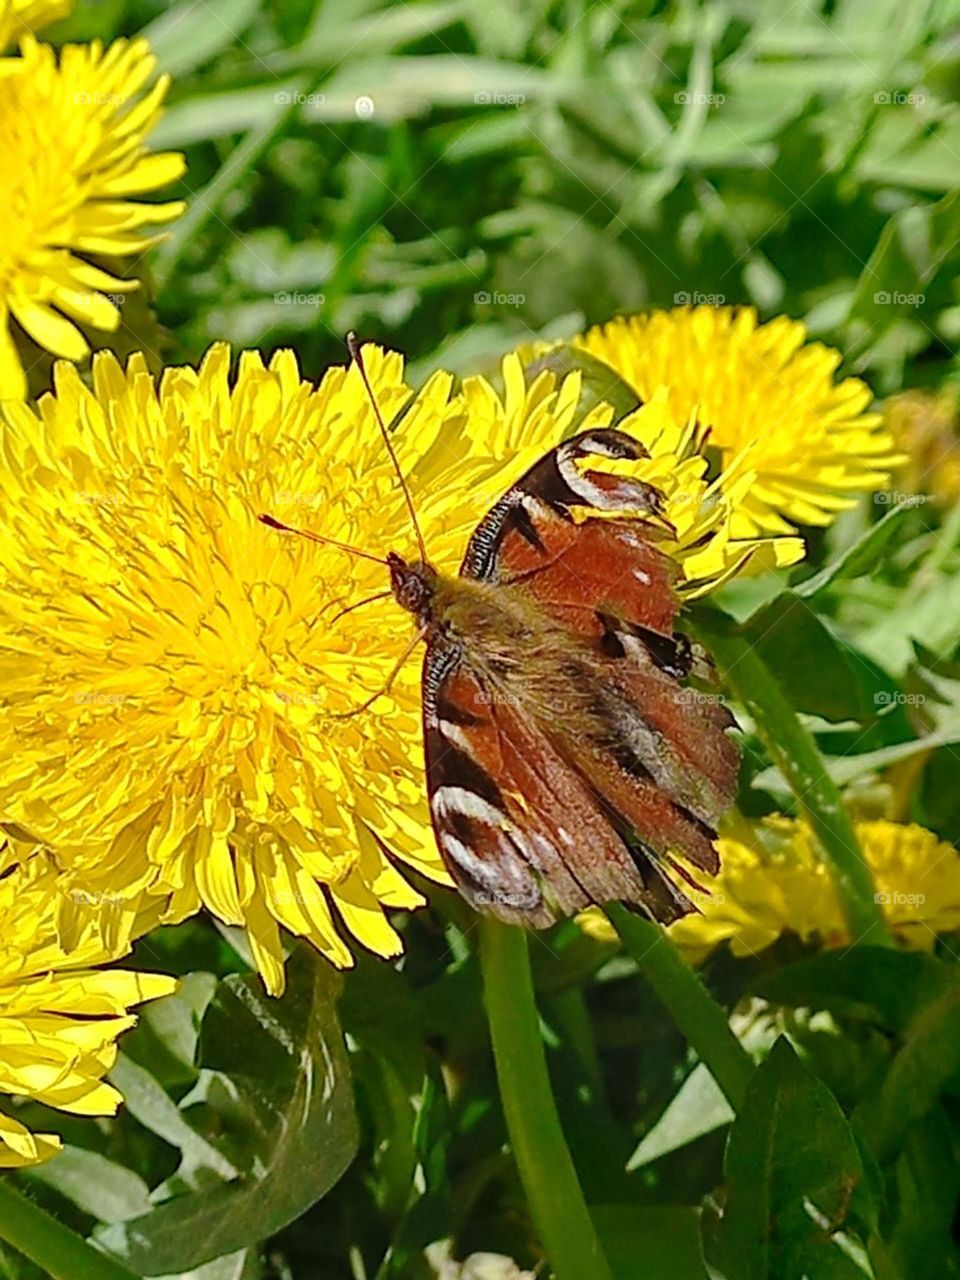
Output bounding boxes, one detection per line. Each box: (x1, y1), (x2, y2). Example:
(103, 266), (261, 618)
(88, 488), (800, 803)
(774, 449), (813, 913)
(8, 1), (960, 1278)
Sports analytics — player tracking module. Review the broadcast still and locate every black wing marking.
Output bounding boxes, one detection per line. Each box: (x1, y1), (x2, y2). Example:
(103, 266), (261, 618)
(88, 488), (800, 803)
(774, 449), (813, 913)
(461, 427), (663, 583)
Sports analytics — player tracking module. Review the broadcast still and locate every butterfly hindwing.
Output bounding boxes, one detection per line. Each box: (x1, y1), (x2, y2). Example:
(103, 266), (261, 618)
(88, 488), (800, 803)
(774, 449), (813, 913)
(422, 641), (690, 925)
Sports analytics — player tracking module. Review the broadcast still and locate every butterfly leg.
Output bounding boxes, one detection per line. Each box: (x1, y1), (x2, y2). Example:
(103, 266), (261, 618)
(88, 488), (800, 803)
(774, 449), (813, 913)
(331, 624), (427, 718)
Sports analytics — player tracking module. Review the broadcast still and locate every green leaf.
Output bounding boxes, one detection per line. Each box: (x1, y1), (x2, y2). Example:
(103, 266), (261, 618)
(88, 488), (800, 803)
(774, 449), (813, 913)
(108, 1053), (239, 1183)
(705, 1038), (874, 1280)
(737, 593), (879, 722)
(96, 948), (358, 1274)
(125, 972), (219, 1091)
(25, 1149), (152, 1225)
(150, 84), (300, 149)
(521, 343), (642, 423)
(875, 1107), (960, 1280)
(149, 1249), (261, 1280)
(791, 506), (913, 600)
(696, 612), (891, 946)
(756, 949), (959, 1033)
(139, 0), (263, 78)
(627, 1063), (734, 1169)
(854, 980), (960, 1164)
(751, 728), (960, 799)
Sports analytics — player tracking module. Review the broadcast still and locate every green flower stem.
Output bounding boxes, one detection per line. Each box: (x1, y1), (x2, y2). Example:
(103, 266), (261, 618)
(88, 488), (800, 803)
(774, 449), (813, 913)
(605, 903), (752, 1111)
(697, 618), (893, 948)
(0, 1180), (138, 1280)
(479, 917), (614, 1280)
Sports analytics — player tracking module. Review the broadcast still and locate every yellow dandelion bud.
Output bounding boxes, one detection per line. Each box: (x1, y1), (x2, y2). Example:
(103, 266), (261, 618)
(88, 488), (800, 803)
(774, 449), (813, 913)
(884, 385), (960, 507)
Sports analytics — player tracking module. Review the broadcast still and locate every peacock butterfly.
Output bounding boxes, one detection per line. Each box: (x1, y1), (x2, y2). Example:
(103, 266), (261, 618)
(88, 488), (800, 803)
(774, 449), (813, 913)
(261, 337), (739, 928)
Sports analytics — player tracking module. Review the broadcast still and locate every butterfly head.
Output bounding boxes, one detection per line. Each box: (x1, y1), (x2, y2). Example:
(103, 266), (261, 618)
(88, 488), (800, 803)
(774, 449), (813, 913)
(387, 551), (438, 623)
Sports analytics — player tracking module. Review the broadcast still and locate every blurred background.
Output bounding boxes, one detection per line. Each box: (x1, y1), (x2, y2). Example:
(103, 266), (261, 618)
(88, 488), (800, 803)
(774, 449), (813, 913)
(48, 0), (960, 389)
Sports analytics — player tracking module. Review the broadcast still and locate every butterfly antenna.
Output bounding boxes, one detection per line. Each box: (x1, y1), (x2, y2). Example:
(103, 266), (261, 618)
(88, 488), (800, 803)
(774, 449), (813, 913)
(257, 513), (387, 565)
(347, 332), (428, 564)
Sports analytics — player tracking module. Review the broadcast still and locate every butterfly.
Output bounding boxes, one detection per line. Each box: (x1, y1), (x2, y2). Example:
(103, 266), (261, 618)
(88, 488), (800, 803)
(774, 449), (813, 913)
(262, 337), (740, 929)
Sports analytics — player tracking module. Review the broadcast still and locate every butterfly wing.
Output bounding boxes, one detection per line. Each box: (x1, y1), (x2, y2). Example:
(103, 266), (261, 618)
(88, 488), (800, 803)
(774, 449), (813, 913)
(422, 639), (689, 925)
(424, 427), (739, 926)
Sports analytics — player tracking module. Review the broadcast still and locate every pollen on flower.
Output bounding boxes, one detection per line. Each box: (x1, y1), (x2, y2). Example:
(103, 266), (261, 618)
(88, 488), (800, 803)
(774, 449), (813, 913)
(0, 343), (468, 994)
(461, 355), (805, 591)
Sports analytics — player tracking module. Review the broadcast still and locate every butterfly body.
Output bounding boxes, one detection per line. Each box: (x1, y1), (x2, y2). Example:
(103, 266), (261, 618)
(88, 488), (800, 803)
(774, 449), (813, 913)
(386, 427), (740, 930)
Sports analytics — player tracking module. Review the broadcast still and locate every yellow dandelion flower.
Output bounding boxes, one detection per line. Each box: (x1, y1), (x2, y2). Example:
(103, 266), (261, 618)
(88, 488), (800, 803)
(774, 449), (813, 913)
(0, 344), (462, 994)
(0, 344), (796, 994)
(573, 306), (900, 538)
(884, 385), (960, 506)
(666, 815), (960, 963)
(0, 850), (175, 1168)
(0, 34), (185, 399)
(0, 0), (69, 49)
(456, 359), (805, 592)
